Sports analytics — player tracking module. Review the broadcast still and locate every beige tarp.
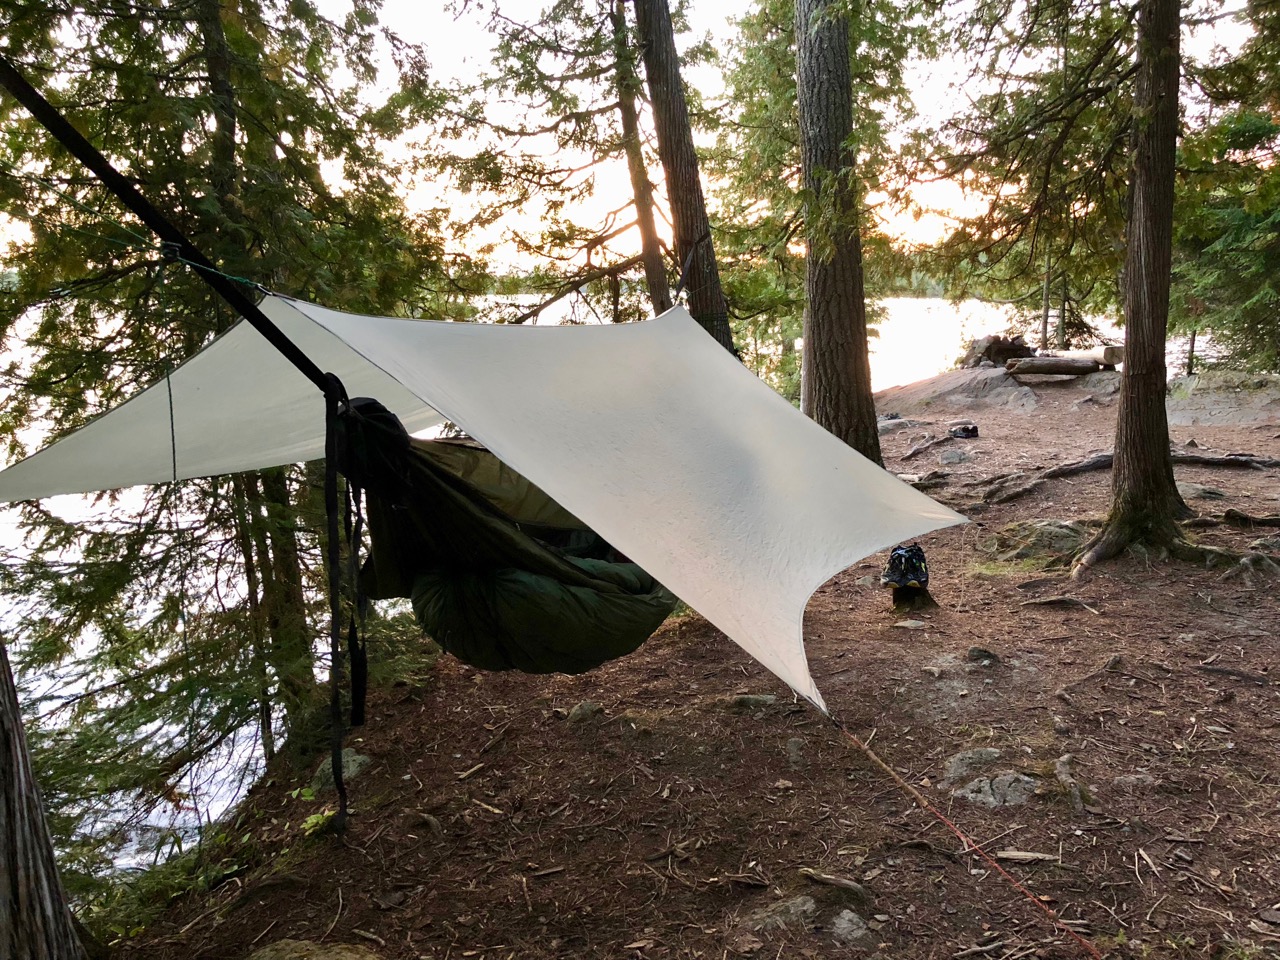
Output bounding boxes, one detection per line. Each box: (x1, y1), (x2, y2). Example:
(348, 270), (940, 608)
(0, 295), (965, 709)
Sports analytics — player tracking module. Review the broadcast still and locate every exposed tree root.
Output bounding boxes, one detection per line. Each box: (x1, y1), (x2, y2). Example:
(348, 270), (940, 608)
(1178, 509), (1280, 531)
(1074, 526), (1279, 581)
(1222, 508), (1280, 529)
(973, 450), (1278, 506)
(1171, 451), (1280, 470)
(901, 434), (952, 461)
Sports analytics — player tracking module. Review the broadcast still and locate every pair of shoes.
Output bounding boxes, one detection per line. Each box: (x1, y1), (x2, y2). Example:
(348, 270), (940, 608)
(949, 424), (979, 439)
(881, 543), (929, 589)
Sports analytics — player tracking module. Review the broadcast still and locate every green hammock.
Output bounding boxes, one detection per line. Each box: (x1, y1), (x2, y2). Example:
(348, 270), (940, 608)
(340, 400), (677, 674)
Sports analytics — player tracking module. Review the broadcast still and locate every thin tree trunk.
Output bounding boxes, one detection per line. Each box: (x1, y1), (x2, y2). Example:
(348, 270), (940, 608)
(1078, 0), (1186, 568)
(613, 0), (671, 315)
(231, 475), (275, 764)
(258, 468), (317, 747)
(795, 0), (882, 464)
(632, 0), (734, 352)
(1040, 246), (1053, 350)
(1186, 328), (1196, 375)
(1057, 272), (1068, 349)
(1, 642), (87, 960)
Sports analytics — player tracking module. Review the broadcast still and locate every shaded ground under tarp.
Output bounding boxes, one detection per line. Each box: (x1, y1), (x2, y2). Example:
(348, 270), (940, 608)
(121, 378), (1280, 960)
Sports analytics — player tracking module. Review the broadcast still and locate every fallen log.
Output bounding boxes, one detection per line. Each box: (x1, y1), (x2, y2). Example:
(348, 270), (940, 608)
(1039, 345), (1125, 366)
(1006, 357), (1101, 376)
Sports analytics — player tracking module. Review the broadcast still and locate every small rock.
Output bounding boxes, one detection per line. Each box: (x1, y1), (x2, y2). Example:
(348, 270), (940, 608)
(1184, 438), (1199, 448)
(943, 747), (1002, 783)
(829, 909), (875, 947)
(877, 417), (925, 435)
(1249, 536), (1280, 552)
(726, 694), (777, 713)
(966, 646), (1000, 666)
(922, 666), (943, 678)
(1052, 716), (1072, 735)
(785, 737), (808, 771)
(566, 700), (604, 723)
(1177, 481), (1227, 501)
(939, 449), (971, 464)
(854, 574), (878, 586)
(412, 812), (444, 836)
(741, 895), (817, 933)
(1113, 773), (1158, 792)
(952, 773), (1038, 808)
(725, 931), (764, 956)
(978, 359), (996, 368)
(893, 619), (927, 630)
(311, 749), (372, 794)
(250, 941), (382, 960)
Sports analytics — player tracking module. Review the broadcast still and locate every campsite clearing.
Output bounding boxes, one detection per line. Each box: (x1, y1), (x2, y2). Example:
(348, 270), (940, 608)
(120, 369), (1280, 960)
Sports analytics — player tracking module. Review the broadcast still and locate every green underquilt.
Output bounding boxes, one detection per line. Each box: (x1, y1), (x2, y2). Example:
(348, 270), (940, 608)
(346, 412), (677, 674)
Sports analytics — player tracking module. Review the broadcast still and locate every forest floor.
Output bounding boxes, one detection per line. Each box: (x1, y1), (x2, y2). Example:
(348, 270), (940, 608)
(120, 369), (1280, 960)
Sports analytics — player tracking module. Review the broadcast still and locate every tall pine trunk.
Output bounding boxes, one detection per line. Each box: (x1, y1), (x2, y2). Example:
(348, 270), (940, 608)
(1077, 0), (1187, 569)
(1, 642), (87, 960)
(613, 0), (672, 315)
(795, 0), (882, 465)
(632, 0), (734, 352)
(197, 2), (317, 749)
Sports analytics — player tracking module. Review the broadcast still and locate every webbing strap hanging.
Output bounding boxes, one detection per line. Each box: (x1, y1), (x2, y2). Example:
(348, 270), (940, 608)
(342, 470), (369, 728)
(323, 376), (351, 831)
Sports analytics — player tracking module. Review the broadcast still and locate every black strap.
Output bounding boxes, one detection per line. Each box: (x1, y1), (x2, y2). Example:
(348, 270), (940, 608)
(343, 474), (368, 728)
(323, 375), (350, 832)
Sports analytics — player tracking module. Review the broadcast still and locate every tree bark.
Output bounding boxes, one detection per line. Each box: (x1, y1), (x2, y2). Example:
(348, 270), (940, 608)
(632, 0), (734, 352)
(795, 0), (882, 464)
(1, 642), (87, 960)
(1077, 0), (1187, 569)
(613, 0), (671, 315)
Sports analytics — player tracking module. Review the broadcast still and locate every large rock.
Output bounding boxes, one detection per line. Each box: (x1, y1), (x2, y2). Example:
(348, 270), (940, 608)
(986, 519), (1089, 562)
(875, 368), (1038, 416)
(959, 335), (1034, 369)
(952, 773), (1038, 808)
(1168, 371), (1280, 426)
(829, 909), (875, 947)
(251, 941), (382, 960)
(741, 895), (817, 932)
(566, 700), (604, 723)
(311, 748), (372, 794)
(944, 747), (1002, 783)
(1177, 481), (1227, 501)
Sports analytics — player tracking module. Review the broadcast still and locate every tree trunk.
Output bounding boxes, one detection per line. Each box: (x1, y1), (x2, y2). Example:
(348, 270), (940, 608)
(1, 642), (87, 960)
(245, 470), (319, 757)
(231, 474), (275, 764)
(1077, 0), (1186, 569)
(794, 0), (882, 465)
(632, 0), (734, 352)
(613, 0), (671, 315)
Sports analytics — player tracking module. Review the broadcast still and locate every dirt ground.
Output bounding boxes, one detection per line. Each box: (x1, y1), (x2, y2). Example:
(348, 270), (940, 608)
(121, 371), (1280, 960)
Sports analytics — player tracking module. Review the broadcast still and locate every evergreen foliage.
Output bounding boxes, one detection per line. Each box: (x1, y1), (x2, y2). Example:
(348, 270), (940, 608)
(0, 0), (459, 909)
